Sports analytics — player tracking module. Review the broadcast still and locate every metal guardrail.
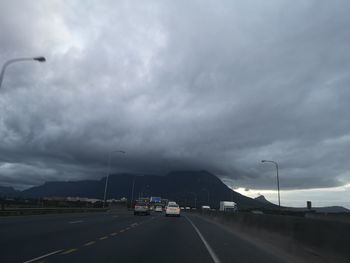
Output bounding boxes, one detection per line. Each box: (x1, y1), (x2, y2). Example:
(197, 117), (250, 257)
(0, 207), (108, 216)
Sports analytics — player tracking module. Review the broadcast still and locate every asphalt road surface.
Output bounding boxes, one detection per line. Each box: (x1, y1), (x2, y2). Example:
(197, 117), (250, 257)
(0, 211), (285, 263)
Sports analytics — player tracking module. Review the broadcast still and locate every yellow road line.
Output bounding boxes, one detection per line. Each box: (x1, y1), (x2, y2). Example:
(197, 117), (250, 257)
(61, 248), (77, 255)
(99, 236), (108, 240)
(83, 241), (96, 246)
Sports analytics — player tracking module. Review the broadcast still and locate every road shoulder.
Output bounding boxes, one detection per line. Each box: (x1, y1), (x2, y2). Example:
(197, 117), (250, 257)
(192, 213), (348, 263)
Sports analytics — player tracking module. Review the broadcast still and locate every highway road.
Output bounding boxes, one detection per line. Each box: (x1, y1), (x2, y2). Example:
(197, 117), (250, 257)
(0, 211), (285, 263)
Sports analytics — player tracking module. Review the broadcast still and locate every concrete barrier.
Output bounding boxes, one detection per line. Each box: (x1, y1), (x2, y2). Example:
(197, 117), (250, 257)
(200, 210), (350, 258)
(0, 207), (108, 216)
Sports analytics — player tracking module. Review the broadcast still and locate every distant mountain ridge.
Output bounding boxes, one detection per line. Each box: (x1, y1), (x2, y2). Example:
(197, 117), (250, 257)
(0, 186), (18, 197)
(255, 195), (272, 205)
(3, 171), (348, 212)
(2, 171), (277, 209)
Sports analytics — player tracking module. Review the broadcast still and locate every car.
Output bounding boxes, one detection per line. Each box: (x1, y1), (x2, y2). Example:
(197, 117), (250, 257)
(165, 203), (180, 217)
(201, 205), (211, 210)
(134, 202), (150, 215)
(185, 207), (191, 210)
(154, 205), (163, 212)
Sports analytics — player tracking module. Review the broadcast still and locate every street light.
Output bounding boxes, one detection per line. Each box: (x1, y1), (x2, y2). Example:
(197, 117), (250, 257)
(130, 175), (143, 207)
(33, 56), (46, 62)
(103, 150), (126, 207)
(0, 56), (46, 89)
(261, 160), (281, 208)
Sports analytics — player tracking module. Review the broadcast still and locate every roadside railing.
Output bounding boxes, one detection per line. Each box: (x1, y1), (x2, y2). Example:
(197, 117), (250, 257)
(0, 207), (108, 216)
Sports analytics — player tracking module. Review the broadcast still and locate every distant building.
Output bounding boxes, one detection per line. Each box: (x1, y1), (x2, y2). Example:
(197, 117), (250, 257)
(43, 196), (66, 201)
(66, 197), (101, 203)
(107, 197), (127, 203)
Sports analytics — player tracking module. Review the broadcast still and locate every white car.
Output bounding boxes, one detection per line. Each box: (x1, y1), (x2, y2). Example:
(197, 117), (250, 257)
(154, 205), (163, 212)
(201, 205), (210, 210)
(134, 202), (150, 215)
(165, 203), (180, 217)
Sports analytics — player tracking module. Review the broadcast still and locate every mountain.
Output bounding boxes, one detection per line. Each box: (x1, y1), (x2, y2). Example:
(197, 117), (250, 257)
(0, 186), (18, 197)
(20, 171), (276, 209)
(22, 180), (103, 199)
(255, 195), (273, 205)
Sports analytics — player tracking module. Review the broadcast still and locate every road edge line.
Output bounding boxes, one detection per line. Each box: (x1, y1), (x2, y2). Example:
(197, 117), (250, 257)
(23, 249), (63, 263)
(184, 215), (221, 263)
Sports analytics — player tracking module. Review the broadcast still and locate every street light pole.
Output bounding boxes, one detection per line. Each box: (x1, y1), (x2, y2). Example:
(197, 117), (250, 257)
(0, 56), (46, 89)
(103, 150), (126, 208)
(130, 175), (143, 207)
(261, 160), (281, 208)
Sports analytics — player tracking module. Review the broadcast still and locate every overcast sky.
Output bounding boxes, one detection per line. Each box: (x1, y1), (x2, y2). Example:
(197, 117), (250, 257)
(1, 0), (350, 208)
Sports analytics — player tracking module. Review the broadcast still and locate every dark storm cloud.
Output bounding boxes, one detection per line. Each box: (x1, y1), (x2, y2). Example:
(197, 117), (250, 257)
(1, 0), (350, 190)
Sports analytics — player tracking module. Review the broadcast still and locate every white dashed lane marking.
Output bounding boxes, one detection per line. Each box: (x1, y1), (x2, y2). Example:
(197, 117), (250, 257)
(60, 248), (78, 255)
(69, 220), (83, 224)
(83, 241), (96, 247)
(23, 250), (63, 263)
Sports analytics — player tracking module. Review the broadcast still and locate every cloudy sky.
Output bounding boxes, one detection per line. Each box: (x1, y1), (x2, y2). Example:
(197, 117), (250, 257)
(1, 0), (350, 208)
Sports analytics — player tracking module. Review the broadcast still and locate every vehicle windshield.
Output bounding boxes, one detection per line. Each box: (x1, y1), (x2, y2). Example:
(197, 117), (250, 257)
(1, 1), (349, 263)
